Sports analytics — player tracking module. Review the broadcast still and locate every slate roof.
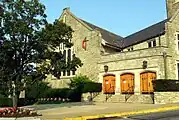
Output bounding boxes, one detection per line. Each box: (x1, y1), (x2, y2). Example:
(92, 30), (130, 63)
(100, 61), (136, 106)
(120, 19), (169, 49)
(80, 18), (169, 49)
(80, 19), (123, 48)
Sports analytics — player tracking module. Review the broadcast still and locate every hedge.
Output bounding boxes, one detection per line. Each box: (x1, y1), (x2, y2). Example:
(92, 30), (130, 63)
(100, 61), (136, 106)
(0, 94), (12, 107)
(82, 82), (102, 93)
(153, 79), (179, 92)
(42, 88), (70, 98)
(39, 88), (81, 102)
(36, 82), (102, 103)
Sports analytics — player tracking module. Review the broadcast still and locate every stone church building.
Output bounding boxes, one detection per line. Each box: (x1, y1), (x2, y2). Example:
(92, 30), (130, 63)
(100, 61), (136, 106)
(46, 0), (179, 103)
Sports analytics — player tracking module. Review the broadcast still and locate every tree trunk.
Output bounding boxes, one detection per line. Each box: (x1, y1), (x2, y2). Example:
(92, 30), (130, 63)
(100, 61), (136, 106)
(12, 81), (18, 108)
(12, 94), (17, 108)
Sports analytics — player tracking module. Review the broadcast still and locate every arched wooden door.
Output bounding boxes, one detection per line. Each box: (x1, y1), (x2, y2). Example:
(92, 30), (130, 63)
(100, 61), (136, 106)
(140, 72), (156, 93)
(103, 75), (116, 94)
(120, 73), (134, 94)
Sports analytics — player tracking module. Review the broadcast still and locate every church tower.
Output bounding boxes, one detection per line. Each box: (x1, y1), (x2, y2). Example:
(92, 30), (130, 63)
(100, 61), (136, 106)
(166, 0), (179, 18)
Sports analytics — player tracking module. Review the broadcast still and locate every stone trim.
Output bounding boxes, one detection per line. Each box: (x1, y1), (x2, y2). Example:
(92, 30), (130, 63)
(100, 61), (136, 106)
(61, 8), (93, 31)
(98, 55), (167, 64)
(169, 9), (179, 22)
(99, 66), (158, 73)
(101, 46), (169, 57)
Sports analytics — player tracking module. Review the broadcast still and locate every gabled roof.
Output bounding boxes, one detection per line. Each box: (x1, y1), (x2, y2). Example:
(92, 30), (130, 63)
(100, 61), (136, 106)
(63, 8), (169, 50)
(120, 19), (169, 49)
(81, 18), (169, 49)
(80, 19), (123, 48)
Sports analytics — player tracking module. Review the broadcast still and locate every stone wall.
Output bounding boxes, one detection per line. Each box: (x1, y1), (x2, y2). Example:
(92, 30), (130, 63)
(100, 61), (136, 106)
(62, 9), (102, 81)
(46, 8), (103, 88)
(154, 92), (179, 104)
(123, 35), (166, 52)
(164, 12), (179, 80)
(98, 46), (167, 93)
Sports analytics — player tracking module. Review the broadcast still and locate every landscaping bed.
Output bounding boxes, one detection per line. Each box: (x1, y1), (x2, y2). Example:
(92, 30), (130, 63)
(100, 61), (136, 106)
(0, 107), (41, 118)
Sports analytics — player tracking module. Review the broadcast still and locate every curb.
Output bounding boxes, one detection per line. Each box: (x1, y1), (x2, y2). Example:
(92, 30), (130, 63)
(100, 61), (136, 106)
(64, 105), (179, 120)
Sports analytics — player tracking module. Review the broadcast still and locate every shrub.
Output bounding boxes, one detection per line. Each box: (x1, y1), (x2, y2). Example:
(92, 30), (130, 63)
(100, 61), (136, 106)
(68, 75), (102, 101)
(68, 75), (91, 89)
(153, 79), (179, 92)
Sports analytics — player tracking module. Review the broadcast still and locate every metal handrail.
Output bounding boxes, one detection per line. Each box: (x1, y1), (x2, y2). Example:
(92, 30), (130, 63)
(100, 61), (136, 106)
(123, 86), (134, 102)
(105, 86), (114, 101)
(123, 86), (134, 93)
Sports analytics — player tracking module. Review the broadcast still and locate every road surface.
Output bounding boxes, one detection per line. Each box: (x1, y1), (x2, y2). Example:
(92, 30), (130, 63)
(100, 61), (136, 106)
(115, 110), (179, 120)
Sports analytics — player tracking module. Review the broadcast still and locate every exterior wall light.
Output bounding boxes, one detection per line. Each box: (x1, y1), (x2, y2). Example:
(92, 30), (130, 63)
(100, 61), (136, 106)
(143, 61), (148, 69)
(104, 65), (108, 73)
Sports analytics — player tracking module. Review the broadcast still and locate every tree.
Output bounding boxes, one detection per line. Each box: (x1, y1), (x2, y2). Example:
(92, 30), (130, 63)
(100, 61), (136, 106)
(0, 0), (82, 107)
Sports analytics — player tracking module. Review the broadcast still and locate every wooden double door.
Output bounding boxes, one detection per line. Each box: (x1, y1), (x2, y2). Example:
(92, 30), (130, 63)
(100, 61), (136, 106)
(120, 73), (134, 94)
(140, 72), (156, 93)
(103, 75), (116, 94)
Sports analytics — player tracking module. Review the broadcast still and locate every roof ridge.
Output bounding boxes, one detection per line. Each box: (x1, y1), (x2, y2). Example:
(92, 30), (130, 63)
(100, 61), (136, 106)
(124, 19), (168, 39)
(80, 19), (123, 39)
(120, 18), (169, 48)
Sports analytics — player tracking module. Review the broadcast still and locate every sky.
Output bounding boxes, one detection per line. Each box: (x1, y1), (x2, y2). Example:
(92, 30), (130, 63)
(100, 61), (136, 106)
(40, 0), (167, 37)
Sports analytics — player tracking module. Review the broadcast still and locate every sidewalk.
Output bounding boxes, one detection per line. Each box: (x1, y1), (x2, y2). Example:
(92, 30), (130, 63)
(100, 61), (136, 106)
(35, 102), (179, 120)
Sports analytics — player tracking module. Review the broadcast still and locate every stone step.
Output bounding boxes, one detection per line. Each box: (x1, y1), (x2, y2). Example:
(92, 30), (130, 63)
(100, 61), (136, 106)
(107, 94), (126, 103)
(127, 94), (154, 104)
(93, 94), (107, 102)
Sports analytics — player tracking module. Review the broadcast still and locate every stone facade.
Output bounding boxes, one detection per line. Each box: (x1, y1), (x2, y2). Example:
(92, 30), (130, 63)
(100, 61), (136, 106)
(98, 0), (179, 95)
(45, 8), (119, 88)
(47, 1), (179, 105)
(154, 92), (179, 104)
(98, 46), (167, 94)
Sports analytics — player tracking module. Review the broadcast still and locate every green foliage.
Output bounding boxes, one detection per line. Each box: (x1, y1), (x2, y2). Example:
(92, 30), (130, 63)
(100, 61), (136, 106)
(42, 88), (70, 98)
(0, 94), (12, 107)
(69, 75), (102, 93)
(0, 0), (82, 106)
(69, 75), (91, 89)
(36, 88), (81, 103)
(153, 79), (179, 92)
(83, 82), (102, 93)
(25, 81), (50, 99)
(38, 20), (83, 79)
(24, 75), (102, 104)
(68, 75), (102, 101)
